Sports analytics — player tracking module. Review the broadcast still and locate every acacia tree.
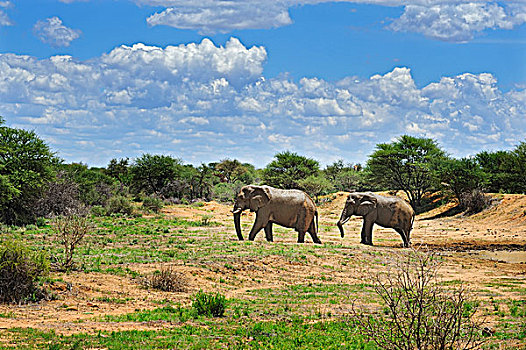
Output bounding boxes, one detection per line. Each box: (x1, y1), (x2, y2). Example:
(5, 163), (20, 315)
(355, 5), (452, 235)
(262, 151), (319, 189)
(130, 154), (182, 196)
(367, 135), (446, 208)
(0, 119), (58, 224)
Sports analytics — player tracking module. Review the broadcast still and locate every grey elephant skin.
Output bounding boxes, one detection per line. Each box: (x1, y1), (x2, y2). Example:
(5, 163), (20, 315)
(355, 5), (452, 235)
(232, 185), (321, 244)
(336, 192), (415, 247)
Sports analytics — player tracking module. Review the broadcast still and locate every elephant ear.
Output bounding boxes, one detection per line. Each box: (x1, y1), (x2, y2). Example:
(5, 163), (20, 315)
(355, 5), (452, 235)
(249, 187), (271, 211)
(356, 194), (377, 216)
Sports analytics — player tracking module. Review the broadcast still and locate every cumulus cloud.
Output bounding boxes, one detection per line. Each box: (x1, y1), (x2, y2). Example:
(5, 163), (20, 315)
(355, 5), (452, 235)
(145, 1), (292, 34)
(134, 1), (526, 41)
(389, 2), (526, 42)
(33, 16), (82, 47)
(0, 38), (524, 166)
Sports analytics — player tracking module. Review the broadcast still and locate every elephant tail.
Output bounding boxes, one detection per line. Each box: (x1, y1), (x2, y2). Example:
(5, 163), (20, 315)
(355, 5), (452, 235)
(315, 210), (319, 234)
(410, 211), (415, 231)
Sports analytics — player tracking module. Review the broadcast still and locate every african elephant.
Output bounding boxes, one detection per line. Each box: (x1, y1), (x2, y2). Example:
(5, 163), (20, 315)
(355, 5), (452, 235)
(336, 192), (414, 248)
(232, 185), (321, 244)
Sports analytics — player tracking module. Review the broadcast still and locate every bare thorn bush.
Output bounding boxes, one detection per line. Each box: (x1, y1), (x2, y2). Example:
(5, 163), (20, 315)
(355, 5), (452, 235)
(140, 266), (187, 292)
(52, 214), (91, 271)
(352, 248), (484, 350)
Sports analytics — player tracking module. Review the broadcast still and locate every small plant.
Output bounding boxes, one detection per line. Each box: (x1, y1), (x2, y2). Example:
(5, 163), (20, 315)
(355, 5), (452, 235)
(90, 205), (106, 217)
(0, 240), (49, 303)
(52, 215), (91, 271)
(192, 290), (227, 317)
(460, 189), (491, 215)
(142, 196), (164, 213)
(352, 249), (484, 350)
(199, 214), (213, 226)
(105, 195), (133, 216)
(140, 266), (187, 292)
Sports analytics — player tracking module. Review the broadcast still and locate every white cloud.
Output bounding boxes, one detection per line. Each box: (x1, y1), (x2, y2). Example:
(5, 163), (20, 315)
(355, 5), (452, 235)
(0, 1), (12, 26)
(134, 1), (526, 42)
(33, 17), (81, 47)
(0, 38), (524, 166)
(145, 1), (292, 34)
(389, 2), (526, 42)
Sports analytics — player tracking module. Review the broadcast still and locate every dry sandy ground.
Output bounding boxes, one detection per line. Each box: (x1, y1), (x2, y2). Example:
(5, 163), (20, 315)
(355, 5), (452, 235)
(0, 192), (525, 339)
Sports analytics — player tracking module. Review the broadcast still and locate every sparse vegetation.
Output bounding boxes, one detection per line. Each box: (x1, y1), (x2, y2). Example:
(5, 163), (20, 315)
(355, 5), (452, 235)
(0, 123), (524, 348)
(353, 249), (484, 350)
(52, 214), (91, 270)
(140, 266), (187, 292)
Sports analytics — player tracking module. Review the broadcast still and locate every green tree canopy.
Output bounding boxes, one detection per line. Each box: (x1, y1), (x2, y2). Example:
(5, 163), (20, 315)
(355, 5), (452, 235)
(262, 151), (319, 189)
(0, 120), (58, 224)
(323, 160), (365, 192)
(436, 157), (486, 207)
(297, 174), (333, 202)
(366, 135), (446, 208)
(105, 158), (130, 185)
(130, 154), (183, 195)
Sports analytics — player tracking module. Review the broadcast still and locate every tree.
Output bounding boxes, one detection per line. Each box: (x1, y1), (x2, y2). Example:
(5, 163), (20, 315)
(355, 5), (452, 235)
(323, 160), (365, 192)
(505, 142), (526, 194)
(105, 158), (130, 185)
(262, 151), (319, 189)
(215, 159), (247, 183)
(475, 150), (513, 193)
(297, 174), (333, 202)
(366, 135), (446, 208)
(62, 163), (116, 206)
(436, 157), (486, 208)
(130, 154), (182, 196)
(0, 120), (58, 224)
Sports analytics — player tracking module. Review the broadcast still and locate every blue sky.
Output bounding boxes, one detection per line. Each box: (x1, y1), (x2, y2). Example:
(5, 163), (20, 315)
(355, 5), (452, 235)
(1, 0), (525, 167)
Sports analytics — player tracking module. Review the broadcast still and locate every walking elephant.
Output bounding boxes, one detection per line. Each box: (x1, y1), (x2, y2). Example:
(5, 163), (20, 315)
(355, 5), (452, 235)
(232, 185), (321, 244)
(336, 192), (414, 248)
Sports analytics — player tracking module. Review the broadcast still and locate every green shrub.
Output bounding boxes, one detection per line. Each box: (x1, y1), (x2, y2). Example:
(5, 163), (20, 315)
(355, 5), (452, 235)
(105, 195), (133, 216)
(142, 196), (163, 213)
(90, 205), (106, 216)
(0, 241), (49, 303)
(192, 290), (227, 317)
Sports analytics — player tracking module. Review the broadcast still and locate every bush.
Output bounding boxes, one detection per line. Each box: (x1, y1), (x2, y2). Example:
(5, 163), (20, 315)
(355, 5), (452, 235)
(0, 241), (49, 303)
(142, 196), (163, 213)
(52, 215), (91, 271)
(460, 189), (492, 215)
(34, 171), (84, 218)
(352, 249), (483, 350)
(140, 266), (187, 292)
(211, 182), (242, 203)
(90, 205), (106, 216)
(192, 290), (227, 317)
(105, 195), (133, 216)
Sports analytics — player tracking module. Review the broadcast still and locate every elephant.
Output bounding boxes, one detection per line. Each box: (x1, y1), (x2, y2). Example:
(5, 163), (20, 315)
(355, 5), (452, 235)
(336, 192), (414, 248)
(232, 185), (321, 244)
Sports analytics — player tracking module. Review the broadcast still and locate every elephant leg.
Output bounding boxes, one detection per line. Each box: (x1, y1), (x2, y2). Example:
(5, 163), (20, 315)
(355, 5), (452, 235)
(248, 214), (267, 241)
(297, 230), (306, 243)
(264, 222), (273, 242)
(361, 220), (374, 245)
(395, 228), (410, 248)
(307, 221), (321, 244)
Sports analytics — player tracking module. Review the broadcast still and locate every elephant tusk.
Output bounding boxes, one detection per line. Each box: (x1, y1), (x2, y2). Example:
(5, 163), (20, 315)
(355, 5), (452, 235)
(232, 208), (242, 214)
(340, 217), (350, 225)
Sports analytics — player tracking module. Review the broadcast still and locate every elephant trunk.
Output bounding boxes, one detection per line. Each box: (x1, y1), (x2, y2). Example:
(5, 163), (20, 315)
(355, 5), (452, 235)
(337, 220), (345, 238)
(233, 209), (243, 241)
(337, 210), (350, 238)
